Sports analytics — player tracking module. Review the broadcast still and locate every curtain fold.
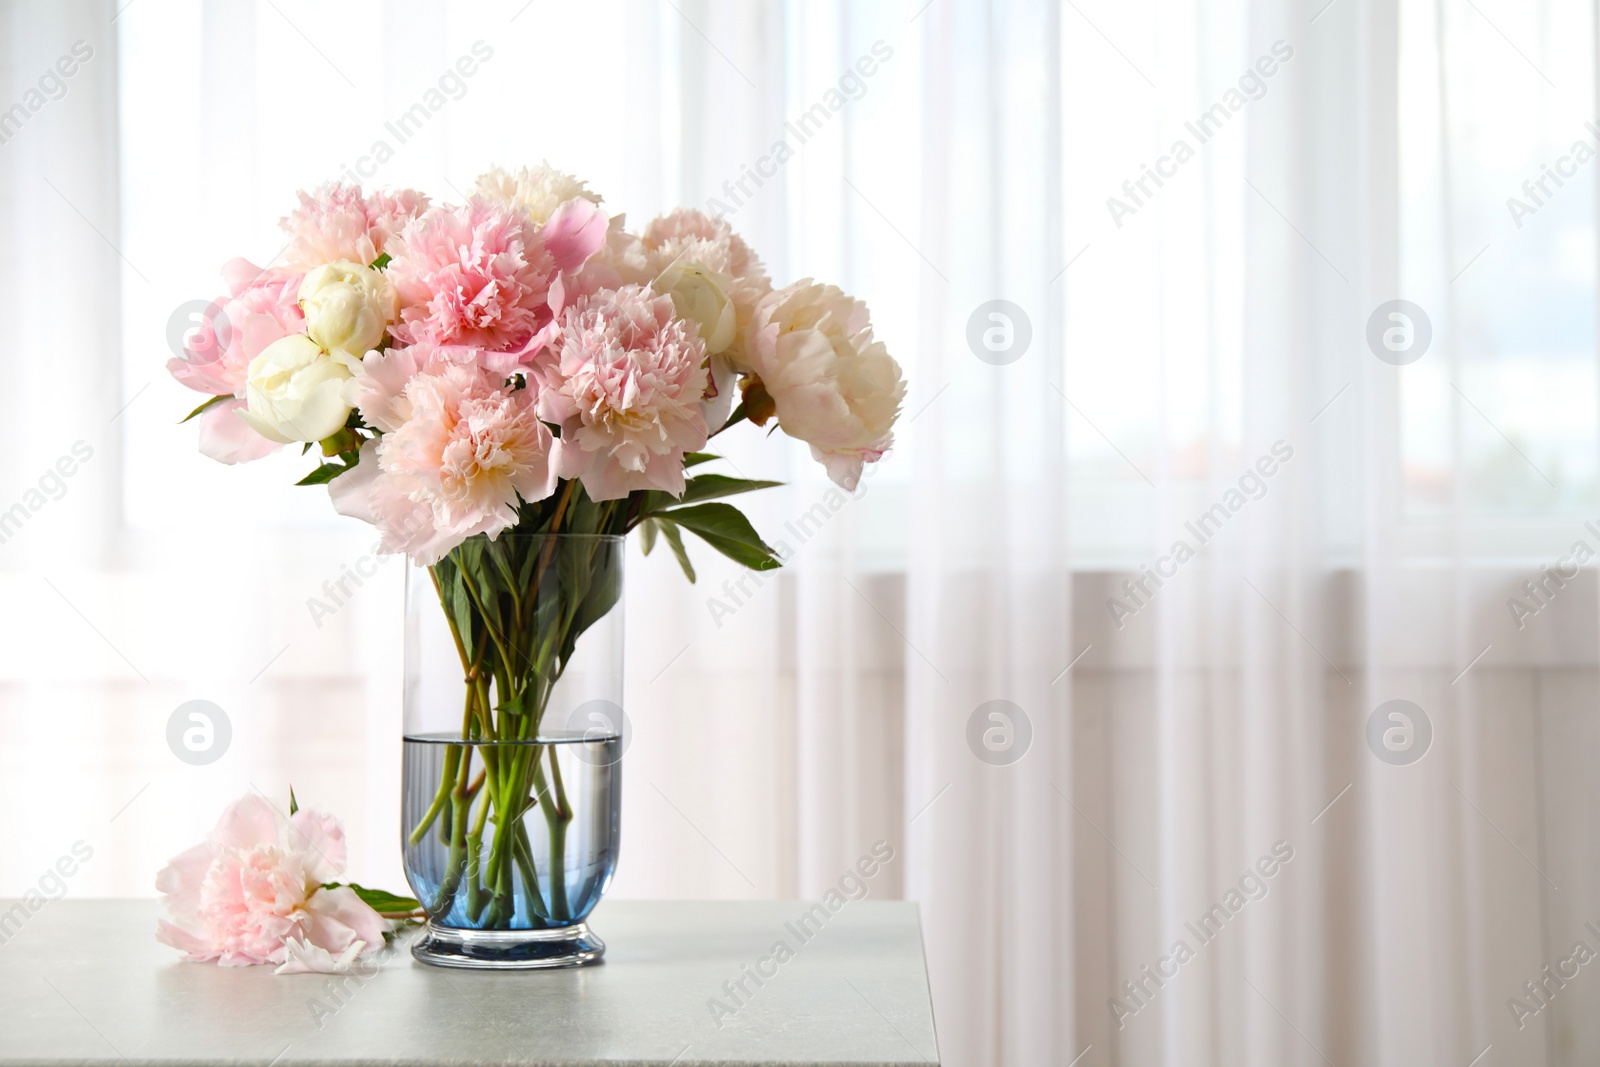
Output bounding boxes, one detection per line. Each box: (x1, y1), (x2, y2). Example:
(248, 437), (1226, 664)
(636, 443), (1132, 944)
(1, 2), (1596, 1065)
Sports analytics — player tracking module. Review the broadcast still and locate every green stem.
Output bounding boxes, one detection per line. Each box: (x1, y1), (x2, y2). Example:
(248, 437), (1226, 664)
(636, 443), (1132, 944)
(418, 525), (617, 931)
(512, 823), (549, 922)
(427, 741), (475, 916)
(409, 741), (461, 846)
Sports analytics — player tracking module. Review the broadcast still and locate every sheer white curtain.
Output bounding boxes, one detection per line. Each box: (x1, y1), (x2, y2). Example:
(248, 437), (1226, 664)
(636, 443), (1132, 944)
(2, 1), (1597, 1065)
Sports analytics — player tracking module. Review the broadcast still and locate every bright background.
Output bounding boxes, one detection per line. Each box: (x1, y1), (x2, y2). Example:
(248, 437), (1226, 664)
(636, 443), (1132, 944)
(3, 0), (1600, 1065)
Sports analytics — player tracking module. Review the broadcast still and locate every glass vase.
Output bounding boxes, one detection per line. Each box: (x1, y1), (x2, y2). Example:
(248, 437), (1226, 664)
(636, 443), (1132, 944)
(401, 533), (624, 969)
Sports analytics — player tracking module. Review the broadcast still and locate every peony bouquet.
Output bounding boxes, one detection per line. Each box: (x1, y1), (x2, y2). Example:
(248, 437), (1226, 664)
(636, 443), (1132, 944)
(168, 164), (905, 928)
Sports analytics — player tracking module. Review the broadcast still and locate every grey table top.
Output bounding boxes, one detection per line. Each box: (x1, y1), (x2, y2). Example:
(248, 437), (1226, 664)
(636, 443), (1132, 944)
(0, 899), (939, 1067)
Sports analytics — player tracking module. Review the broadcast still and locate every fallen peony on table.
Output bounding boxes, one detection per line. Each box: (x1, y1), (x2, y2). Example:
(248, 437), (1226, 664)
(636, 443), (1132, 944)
(0, 898), (939, 1066)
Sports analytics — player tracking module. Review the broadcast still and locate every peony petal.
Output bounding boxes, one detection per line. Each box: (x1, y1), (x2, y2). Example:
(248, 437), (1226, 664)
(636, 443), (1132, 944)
(288, 809), (348, 884)
(154, 841), (216, 918)
(700, 351), (738, 433)
(209, 794), (284, 851)
(811, 445), (867, 492)
(327, 439), (381, 525)
(233, 405), (297, 446)
(238, 311), (294, 364)
(166, 355), (236, 397)
(197, 401), (286, 464)
(303, 886), (390, 955)
(541, 197), (610, 275)
(275, 936), (371, 975)
(221, 257), (270, 298)
(156, 919), (218, 962)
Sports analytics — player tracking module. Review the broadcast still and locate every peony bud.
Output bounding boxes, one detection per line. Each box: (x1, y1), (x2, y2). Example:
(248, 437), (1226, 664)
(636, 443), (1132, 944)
(238, 334), (353, 444)
(298, 261), (397, 369)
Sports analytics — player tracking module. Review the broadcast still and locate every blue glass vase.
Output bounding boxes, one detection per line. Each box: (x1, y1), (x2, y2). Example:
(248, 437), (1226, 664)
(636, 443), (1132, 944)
(400, 534), (624, 969)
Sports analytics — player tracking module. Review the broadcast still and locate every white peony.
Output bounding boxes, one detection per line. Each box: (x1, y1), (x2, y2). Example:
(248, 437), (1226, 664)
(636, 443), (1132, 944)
(298, 261), (397, 369)
(238, 334), (354, 444)
(473, 162), (601, 225)
(745, 280), (906, 491)
(640, 209), (771, 373)
(653, 260), (737, 354)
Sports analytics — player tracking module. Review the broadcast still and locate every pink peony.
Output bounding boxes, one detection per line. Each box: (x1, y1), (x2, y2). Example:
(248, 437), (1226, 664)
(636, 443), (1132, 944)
(534, 285), (709, 501)
(167, 258), (304, 398)
(384, 200), (559, 358)
(167, 258), (310, 464)
(331, 365), (560, 563)
(155, 794), (389, 968)
(280, 184), (429, 270)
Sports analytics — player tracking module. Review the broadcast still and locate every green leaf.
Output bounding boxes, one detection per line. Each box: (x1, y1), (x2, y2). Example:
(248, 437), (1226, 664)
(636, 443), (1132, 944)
(370, 252), (392, 270)
(678, 474), (783, 505)
(448, 565), (476, 653)
(633, 474), (784, 522)
(327, 882), (421, 915)
(295, 461), (352, 486)
(288, 787), (299, 816)
(717, 403), (749, 434)
(179, 395), (229, 424)
(659, 502), (780, 572)
(639, 518), (659, 556)
(497, 687), (532, 717)
(683, 451), (720, 468)
(659, 520), (696, 583)
(483, 535), (517, 591)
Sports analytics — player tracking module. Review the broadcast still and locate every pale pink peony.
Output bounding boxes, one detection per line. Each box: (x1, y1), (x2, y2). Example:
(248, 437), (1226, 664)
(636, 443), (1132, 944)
(331, 365), (560, 563)
(642, 209), (771, 355)
(384, 200), (559, 358)
(565, 213), (654, 304)
(339, 342), (460, 434)
(340, 338), (527, 452)
(155, 794), (389, 968)
(637, 209), (772, 429)
(745, 280), (906, 491)
(534, 285), (709, 501)
(280, 184), (429, 270)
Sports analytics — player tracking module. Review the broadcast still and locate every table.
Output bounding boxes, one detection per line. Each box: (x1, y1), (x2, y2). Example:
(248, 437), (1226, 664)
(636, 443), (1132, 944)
(0, 899), (939, 1066)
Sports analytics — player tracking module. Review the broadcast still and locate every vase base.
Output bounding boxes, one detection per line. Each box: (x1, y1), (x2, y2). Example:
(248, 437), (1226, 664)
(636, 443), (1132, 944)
(410, 920), (605, 969)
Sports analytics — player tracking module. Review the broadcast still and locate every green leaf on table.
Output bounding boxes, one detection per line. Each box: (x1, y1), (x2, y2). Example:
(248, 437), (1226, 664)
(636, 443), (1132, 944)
(658, 520), (696, 583)
(659, 502), (780, 571)
(638, 517), (659, 556)
(324, 882), (421, 915)
(179, 395), (229, 424)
